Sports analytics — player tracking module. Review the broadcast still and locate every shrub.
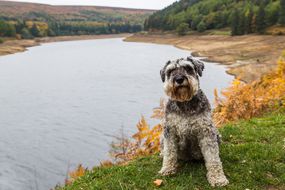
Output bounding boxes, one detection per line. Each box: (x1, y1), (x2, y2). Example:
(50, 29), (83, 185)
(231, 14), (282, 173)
(109, 100), (164, 163)
(65, 164), (87, 185)
(213, 52), (285, 126)
(0, 38), (4, 44)
(176, 23), (189, 36)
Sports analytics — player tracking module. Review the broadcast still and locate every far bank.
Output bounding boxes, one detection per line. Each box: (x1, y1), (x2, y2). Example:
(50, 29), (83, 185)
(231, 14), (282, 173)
(125, 33), (285, 82)
(0, 34), (131, 57)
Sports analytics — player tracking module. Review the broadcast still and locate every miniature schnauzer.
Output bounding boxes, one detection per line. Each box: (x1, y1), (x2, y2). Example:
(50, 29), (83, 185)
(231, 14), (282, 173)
(159, 56), (229, 187)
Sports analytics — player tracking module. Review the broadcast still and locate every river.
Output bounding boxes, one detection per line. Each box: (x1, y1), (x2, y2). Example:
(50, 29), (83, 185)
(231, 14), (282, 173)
(0, 38), (234, 190)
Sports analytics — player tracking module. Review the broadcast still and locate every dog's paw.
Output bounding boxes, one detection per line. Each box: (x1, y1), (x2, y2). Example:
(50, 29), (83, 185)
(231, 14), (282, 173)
(207, 174), (229, 187)
(158, 167), (177, 176)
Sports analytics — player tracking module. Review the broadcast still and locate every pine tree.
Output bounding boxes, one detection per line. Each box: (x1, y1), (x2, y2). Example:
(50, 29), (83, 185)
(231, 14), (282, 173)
(256, 4), (266, 34)
(5, 24), (16, 37)
(197, 21), (206, 32)
(0, 21), (16, 37)
(30, 24), (41, 37)
(238, 11), (246, 35)
(20, 27), (34, 39)
(245, 8), (254, 34)
(231, 10), (239, 36)
(15, 20), (25, 34)
(0, 21), (6, 36)
(280, 0), (285, 25)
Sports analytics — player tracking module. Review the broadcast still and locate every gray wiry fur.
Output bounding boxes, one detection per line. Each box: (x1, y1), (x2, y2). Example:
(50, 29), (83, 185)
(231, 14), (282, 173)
(159, 56), (229, 187)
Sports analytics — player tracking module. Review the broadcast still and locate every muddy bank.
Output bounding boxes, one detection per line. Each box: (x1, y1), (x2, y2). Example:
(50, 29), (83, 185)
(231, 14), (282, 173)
(125, 33), (285, 82)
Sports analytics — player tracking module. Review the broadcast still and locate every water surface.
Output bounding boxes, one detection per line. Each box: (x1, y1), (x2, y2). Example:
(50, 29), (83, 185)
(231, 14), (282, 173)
(0, 38), (234, 190)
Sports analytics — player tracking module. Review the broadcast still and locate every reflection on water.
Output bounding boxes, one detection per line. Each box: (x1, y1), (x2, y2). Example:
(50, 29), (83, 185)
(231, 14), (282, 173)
(0, 38), (234, 190)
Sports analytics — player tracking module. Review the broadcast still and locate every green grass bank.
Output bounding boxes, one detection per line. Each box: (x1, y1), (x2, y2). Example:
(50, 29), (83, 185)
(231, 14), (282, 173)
(59, 110), (285, 190)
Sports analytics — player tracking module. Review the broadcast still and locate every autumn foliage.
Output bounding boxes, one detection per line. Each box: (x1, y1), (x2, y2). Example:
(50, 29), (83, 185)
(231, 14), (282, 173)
(213, 52), (285, 126)
(65, 164), (87, 185)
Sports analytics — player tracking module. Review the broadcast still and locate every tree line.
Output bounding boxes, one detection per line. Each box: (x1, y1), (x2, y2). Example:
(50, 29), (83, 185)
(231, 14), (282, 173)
(145, 0), (285, 35)
(0, 20), (143, 40)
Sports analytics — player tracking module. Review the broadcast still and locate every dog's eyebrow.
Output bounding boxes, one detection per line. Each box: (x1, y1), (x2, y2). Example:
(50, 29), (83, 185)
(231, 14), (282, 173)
(180, 60), (194, 68)
(165, 62), (176, 71)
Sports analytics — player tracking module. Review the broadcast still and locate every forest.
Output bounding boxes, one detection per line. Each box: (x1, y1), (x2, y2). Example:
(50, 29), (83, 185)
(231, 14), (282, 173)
(0, 20), (143, 40)
(145, 0), (285, 35)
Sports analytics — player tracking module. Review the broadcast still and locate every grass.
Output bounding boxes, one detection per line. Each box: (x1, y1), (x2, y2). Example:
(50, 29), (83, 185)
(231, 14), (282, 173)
(59, 111), (285, 190)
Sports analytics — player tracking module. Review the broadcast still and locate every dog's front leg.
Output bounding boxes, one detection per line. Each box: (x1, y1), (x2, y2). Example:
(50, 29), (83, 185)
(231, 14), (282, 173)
(198, 129), (229, 187)
(159, 125), (178, 176)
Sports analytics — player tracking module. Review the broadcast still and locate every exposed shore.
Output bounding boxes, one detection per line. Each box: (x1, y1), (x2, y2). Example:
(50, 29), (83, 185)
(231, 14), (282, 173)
(125, 33), (285, 82)
(1, 33), (284, 82)
(0, 33), (131, 57)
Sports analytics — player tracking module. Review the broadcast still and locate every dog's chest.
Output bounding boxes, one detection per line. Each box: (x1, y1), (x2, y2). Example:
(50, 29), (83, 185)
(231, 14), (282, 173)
(165, 113), (200, 136)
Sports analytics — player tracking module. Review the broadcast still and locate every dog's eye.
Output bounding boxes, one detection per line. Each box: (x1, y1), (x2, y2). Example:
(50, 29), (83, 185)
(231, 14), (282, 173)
(185, 65), (194, 74)
(166, 69), (175, 77)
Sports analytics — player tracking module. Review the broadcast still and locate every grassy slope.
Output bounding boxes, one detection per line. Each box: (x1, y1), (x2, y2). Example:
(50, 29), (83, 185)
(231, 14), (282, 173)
(61, 111), (285, 190)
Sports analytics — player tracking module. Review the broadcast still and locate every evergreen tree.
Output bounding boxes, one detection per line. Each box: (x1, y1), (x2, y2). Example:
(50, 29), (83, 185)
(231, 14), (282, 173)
(0, 21), (6, 36)
(265, 3), (279, 25)
(15, 20), (25, 34)
(190, 15), (202, 30)
(20, 27), (34, 39)
(231, 10), (239, 36)
(238, 11), (246, 35)
(5, 24), (16, 37)
(245, 8), (254, 34)
(256, 4), (266, 34)
(197, 20), (206, 32)
(0, 21), (16, 37)
(47, 28), (56, 36)
(280, 0), (285, 25)
(30, 24), (41, 37)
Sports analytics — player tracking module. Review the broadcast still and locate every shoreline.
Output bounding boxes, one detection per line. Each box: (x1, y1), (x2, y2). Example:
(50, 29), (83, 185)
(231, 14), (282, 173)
(2, 32), (284, 82)
(125, 33), (285, 82)
(0, 33), (131, 57)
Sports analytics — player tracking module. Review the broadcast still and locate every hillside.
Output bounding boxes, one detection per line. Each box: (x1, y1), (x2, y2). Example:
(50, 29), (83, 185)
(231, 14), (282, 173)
(0, 1), (154, 24)
(58, 110), (285, 189)
(0, 1), (154, 39)
(145, 0), (285, 35)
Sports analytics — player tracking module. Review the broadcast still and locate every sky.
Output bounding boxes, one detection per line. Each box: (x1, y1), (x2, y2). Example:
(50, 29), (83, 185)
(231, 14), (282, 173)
(6, 0), (177, 9)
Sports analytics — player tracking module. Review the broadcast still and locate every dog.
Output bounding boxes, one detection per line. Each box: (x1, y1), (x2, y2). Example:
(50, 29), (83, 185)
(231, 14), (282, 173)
(159, 56), (229, 187)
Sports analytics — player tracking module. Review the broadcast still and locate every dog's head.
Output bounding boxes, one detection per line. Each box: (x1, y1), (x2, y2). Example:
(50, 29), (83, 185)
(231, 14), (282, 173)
(160, 56), (204, 102)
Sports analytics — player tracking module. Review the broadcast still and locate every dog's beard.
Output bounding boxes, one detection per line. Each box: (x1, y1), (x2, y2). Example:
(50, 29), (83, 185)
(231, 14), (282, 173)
(173, 86), (193, 102)
(164, 78), (198, 102)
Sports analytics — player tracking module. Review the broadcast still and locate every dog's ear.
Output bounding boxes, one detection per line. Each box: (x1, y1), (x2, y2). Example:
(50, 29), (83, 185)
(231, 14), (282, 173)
(160, 60), (171, 82)
(187, 56), (204, 77)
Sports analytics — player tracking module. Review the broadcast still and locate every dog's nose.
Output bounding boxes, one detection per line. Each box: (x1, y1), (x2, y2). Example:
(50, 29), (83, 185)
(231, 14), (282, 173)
(175, 76), (185, 84)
